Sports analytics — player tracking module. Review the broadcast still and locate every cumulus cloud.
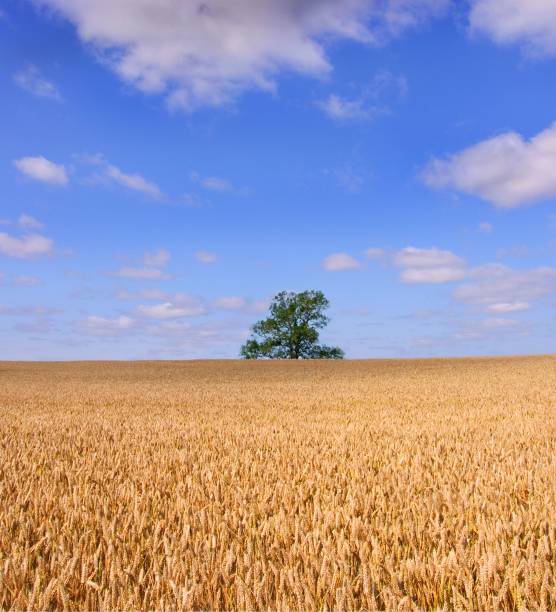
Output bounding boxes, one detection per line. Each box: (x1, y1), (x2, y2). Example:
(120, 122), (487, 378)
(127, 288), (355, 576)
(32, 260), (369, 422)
(486, 301), (530, 313)
(454, 264), (556, 310)
(319, 95), (372, 120)
(453, 317), (526, 341)
(18, 214), (44, 230)
(202, 177), (233, 192)
(142, 318), (252, 358)
(0, 304), (58, 336)
(114, 267), (170, 280)
(14, 156), (68, 186)
(190, 171), (247, 195)
(143, 249), (170, 268)
(105, 164), (162, 199)
(323, 245), (465, 281)
(84, 315), (136, 335)
(0, 232), (54, 259)
(115, 287), (167, 301)
(114, 289), (209, 317)
(470, 0), (556, 56)
(319, 70), (407, 121)
(195, 250), (217, 264)
(79, 310), (250, 353)
(137, 298), (206, 319)
(423, 122), (556, 208)
(364, 247), (386, 259)
(393, 247), (466, 283)
(214, 296), (247, 310)
(113, 249), (172, 280)
(212, 296), (269, 313)
(81, 154), (163, 199)
(32, 0), (446, 110)
(322, 252), (361, 271)
(14, 65), (63, 101)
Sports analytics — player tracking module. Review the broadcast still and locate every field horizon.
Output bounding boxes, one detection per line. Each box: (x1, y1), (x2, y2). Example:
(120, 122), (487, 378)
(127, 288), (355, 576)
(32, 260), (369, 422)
(2, 352), (555, 365)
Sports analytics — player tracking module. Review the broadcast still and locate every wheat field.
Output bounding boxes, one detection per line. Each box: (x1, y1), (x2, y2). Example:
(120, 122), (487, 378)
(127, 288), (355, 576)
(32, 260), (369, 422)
(0, 357), (555, 610)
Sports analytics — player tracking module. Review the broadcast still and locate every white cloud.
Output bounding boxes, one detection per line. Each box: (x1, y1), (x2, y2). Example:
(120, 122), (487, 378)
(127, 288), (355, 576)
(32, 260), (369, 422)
(323, 245), (466, 281)
(195, 250), (217, 264)
(181, 193), (208, 208)
(0, 232), (54, 259)
(394, 246), (466, 283)
(81, 155), (164, 199)
(139, 288), (169, 300)
(190, 171), (246, 195)
(364, 247), (385, 259)
(18, 214), (44, 230)
(202, 177), (233, 192)
(453, 317), (525, 341)
(113, 267), (170, 280)
(470, 0), (556, 56)
(141, 318), (251, 358)
(481, 317), (521, 328)
(212, 295), (269, 313)
(478, 222), (492, 234)
(394, 247), (464, 268)
(32, 0), (446, 110)
(116, 289), (210, 320)
(214, 296), (247, 310)
(423, 122), (556, 208)
(319, 95), (371, 120)
(322, 252), (361, 271)
(137, 299), (206, 319)
(454, 264), (556, 310)
(319, 70), (407, 121)
(14, 156), (68, 186)
(143, 249), (170, 268)
(400, 267), (465, 284)
(115, 287), (169, 301)
(14, 65), (63, 101)
(113, 249), (172, 280)
(13, 275), (41, 287)
(105, 164), (162, 199)
(84, 315), (136, 335)
(486, 301), (530, 313)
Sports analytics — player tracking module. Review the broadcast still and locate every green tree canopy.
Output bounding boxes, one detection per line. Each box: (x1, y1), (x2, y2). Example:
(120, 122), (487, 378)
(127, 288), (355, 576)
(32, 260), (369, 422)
(240, 290), (344, 360)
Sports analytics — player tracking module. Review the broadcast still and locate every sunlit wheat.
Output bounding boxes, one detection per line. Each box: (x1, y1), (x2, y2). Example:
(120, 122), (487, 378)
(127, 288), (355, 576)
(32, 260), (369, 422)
(0, 357), (555, 609)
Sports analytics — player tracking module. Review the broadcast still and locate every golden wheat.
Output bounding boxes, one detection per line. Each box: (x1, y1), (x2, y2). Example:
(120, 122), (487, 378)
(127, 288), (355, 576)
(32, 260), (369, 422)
(0, 357), (555, 610)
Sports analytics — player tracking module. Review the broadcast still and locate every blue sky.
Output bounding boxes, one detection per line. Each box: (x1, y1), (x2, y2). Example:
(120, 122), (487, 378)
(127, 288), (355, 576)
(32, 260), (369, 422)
(1, 0), (556, 359)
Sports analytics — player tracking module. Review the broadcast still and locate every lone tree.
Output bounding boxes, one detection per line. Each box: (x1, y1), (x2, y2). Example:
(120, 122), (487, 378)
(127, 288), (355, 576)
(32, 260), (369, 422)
(240, 290), (344, 359)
